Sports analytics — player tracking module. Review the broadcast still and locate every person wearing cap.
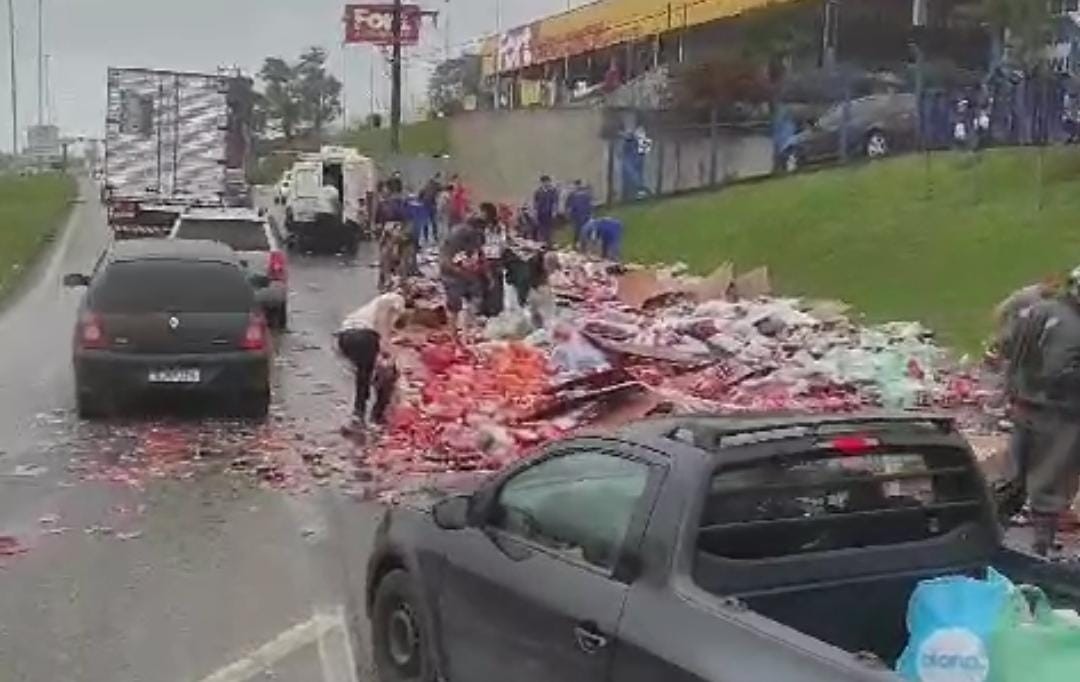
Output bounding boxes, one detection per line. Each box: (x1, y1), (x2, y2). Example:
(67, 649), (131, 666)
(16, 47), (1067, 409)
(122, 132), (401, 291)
(337, 292), (406, 430)
(1001, 265), (1080, 555)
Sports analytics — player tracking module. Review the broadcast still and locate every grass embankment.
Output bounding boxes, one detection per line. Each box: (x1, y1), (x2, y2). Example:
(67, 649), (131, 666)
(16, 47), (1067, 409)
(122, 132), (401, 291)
(0, 172), (76, 300)
(341, 118), (451, 158)
(617, 148), (1080, 352)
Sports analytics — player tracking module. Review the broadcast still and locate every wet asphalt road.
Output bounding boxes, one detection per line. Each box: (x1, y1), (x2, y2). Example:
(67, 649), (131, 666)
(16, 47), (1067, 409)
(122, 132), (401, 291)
(0, 181), (386, 681)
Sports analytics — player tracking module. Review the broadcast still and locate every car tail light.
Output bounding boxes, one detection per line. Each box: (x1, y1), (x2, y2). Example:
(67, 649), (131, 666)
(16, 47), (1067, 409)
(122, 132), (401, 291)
(822, 435), (880, 456)
(241, 313), (268, 351)
(79, 312), (107, 349)
(268, 250), (287, 282)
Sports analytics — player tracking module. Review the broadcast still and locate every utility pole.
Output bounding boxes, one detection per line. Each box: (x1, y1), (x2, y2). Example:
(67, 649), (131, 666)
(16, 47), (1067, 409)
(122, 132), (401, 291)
(390, 0), (403, 152)
(36, 0), (43, 126)
(7, 0), (16, 153)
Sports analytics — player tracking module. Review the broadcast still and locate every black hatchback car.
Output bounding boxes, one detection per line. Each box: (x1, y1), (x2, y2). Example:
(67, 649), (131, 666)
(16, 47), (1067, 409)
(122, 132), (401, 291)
(64, 239), (272, 419)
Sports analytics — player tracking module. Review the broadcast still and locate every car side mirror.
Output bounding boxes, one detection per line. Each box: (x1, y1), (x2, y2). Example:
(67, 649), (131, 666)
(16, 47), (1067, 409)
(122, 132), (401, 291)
(433, 495), (471, 530)
(63, 273), (90, 288)
(249, 274), (270, 288)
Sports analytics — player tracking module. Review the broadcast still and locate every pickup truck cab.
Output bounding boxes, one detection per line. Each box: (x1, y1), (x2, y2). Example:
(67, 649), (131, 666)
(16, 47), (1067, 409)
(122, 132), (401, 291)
(365, 413), (1080, 682)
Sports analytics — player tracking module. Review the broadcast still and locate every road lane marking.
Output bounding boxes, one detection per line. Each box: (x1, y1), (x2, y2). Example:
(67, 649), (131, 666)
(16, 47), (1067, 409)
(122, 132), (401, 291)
(194, 605), (359, 682)
(195, 611), (335, 682)
(315, 605), (360, 682)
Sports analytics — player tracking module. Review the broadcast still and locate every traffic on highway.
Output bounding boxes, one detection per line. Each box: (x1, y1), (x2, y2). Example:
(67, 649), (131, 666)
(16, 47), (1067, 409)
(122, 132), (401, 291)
(8, 1), (1080, 682)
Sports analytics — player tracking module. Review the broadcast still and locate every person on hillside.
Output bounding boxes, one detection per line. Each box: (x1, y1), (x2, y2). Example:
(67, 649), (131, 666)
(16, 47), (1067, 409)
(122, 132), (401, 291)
(440, 216), (486, 339)
(1000, 266), (1080, 555)
(565, 180), (594, 248)
(533, 175), (560, 245)
(336, 292), (406, 434)
(582, 216), (624, 262)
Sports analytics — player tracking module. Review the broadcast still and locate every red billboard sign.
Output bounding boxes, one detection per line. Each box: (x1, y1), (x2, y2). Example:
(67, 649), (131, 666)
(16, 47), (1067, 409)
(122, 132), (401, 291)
(344, 4), (422, 45)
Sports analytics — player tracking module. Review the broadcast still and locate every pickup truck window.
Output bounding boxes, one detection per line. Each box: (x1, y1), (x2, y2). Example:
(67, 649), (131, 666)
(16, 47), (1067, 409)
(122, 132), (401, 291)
(696, 447), (984, 561)
(175, 219), (271, 252)
(490, 450), (649, 571)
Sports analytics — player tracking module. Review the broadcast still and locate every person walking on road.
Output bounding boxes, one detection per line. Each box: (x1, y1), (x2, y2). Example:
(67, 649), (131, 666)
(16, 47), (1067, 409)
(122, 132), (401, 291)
(533, 175), (560, 245)
(448, 175), (471, 227)
(440, 217), (486, 340)
(565, 180), (593, 248)
(419, 173), (442, 243)
(336, 292), (406, 434)
(1000, 266), (1080, 555)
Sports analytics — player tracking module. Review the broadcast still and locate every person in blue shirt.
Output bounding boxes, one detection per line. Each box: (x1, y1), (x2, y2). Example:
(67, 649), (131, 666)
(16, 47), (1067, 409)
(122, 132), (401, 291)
(582, 216), (623, 262)
(565, 179), (594, 248)
(533, 175), (560, 245)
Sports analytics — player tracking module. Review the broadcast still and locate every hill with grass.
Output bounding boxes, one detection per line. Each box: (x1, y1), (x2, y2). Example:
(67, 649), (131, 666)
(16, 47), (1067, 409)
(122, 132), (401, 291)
(616, 148), (1080, 352)
(0, 172), (75, 301)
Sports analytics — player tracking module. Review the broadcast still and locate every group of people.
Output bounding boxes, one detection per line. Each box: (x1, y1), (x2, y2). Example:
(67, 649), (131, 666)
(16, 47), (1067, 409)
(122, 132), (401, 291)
(995, 268), (1080, 555)
(338, 171), (624, 437)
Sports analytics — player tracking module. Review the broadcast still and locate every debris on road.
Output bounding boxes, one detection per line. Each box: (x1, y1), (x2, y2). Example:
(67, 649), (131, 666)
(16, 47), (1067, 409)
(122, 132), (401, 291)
(5, 463), (48, 479)
(0, 535), (28, 557)
(354, 247), (1005, 498)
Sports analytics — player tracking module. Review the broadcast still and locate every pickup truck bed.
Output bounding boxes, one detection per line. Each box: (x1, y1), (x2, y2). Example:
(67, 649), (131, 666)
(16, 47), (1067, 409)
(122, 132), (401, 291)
(744, 550), (1080, 666)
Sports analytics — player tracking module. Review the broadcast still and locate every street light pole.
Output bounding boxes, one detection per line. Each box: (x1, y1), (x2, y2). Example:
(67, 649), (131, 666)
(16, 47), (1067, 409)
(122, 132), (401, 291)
(390, 0), (402, 152)
(7, 0), (17, 153)
(37, 0), (43, 126)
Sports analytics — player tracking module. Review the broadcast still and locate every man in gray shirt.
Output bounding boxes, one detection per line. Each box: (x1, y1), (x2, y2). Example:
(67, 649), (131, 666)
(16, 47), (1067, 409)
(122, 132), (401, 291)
(1002, 267), (1080, 555)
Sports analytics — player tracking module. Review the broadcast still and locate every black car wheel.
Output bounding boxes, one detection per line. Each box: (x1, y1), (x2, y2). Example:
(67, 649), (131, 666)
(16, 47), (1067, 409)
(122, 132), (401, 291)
(781, 148), (801, 173)
(267, 305), (288, 331)
(866, 130), (889, 159)
(76, 390), (112, 420)
(234, 389), (270, 420)
(372, 570), (436, 682)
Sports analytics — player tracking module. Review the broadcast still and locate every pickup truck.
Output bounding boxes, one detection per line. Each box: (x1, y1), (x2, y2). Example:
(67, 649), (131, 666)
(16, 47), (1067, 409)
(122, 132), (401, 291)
(363, 413), (1080, 682)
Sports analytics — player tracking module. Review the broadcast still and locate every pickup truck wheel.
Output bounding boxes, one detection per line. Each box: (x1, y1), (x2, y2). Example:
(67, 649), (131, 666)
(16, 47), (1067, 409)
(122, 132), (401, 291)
(267, 305), (288, 330)
(372, 570), (436, 682)
(866, 130), (889, 159)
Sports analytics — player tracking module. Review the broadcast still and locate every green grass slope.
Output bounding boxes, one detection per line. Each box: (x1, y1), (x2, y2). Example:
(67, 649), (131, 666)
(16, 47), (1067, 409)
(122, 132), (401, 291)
(617, 148), (1080, 352)
(0, 172), (76, 300)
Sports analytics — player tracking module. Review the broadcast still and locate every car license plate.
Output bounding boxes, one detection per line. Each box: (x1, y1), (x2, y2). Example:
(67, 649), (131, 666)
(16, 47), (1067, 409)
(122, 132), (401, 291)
(148, 368), (201, 384)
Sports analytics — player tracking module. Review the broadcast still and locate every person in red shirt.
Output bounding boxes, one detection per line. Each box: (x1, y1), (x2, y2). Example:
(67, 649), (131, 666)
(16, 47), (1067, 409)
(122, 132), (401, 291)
(448, 175), (471, 227)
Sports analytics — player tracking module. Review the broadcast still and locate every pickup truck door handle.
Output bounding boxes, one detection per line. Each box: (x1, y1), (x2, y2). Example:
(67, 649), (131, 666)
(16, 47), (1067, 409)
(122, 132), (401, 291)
(573, 624), (609, 654)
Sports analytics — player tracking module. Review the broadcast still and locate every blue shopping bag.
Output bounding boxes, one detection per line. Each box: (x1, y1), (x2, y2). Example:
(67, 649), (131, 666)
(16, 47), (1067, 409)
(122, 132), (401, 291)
(896, 568), (1014, 682)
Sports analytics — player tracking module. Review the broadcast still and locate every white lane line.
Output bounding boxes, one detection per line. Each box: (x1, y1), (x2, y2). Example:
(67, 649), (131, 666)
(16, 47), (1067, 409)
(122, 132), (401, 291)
(315, 605), (360, 682)
(195, 611), (337, 682)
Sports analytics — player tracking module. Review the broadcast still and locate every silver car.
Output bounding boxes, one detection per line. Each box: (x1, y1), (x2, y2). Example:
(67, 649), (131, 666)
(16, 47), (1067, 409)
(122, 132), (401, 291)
(169, 207), (289, 329)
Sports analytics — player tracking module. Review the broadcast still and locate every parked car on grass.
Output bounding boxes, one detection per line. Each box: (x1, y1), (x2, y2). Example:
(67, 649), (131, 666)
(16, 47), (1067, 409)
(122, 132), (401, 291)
(169, 207), (289, 329)
(780, 93), (918, 173)
(64, 240), (272, 420)
(364, 412), (1080, 682)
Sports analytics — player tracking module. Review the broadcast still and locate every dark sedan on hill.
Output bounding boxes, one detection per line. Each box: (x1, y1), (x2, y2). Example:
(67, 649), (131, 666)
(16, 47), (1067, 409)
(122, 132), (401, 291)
(780, 93), (918, 172)
(63, 239), (272, 419)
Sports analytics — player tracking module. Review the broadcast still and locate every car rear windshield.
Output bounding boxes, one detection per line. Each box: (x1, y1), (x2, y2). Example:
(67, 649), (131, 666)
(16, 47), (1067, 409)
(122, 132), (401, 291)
(90, 260), (255, 314)
(174, 219), (269, 251)
(696, 445), (984, 561)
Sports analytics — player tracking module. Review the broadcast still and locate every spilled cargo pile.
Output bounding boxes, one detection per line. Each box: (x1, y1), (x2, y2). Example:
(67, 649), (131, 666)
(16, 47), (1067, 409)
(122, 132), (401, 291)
(365, 251), (1004, 496)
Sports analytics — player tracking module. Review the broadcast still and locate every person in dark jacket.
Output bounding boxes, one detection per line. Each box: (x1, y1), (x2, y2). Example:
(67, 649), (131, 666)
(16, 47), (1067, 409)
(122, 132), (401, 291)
(565, 180), (593, 248)
(533, 175), (560, 245)
(1001, 266), (1080, 555)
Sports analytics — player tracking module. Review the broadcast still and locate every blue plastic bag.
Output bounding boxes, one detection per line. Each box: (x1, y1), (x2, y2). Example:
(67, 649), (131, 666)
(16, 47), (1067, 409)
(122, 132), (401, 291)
(896, 568), (1014, 682)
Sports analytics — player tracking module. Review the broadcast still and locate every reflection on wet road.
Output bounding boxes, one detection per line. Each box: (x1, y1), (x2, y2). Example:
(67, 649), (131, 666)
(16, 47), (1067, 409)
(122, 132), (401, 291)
(0, 183), (385, 681)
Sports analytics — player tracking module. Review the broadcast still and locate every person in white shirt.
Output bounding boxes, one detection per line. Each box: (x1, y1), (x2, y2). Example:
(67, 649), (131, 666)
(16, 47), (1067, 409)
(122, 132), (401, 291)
(336, 292), (406, 428)
(317, 183), (341, 217)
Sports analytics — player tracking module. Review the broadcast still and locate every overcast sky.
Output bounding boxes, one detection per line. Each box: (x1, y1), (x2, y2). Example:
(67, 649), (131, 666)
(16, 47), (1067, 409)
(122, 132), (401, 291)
(0, 0), (582, 151)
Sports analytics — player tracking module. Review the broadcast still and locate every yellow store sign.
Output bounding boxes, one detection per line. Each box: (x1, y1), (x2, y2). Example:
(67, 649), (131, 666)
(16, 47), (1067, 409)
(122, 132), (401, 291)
(483, 0), (797, 75)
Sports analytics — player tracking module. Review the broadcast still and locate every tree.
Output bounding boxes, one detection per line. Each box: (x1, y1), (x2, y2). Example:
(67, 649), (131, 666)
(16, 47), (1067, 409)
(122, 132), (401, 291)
(982, 0), (1053, 70)
(255, 48), (343, 140)
(295, 47), (343, 137)
(428, 54), (483, 116)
